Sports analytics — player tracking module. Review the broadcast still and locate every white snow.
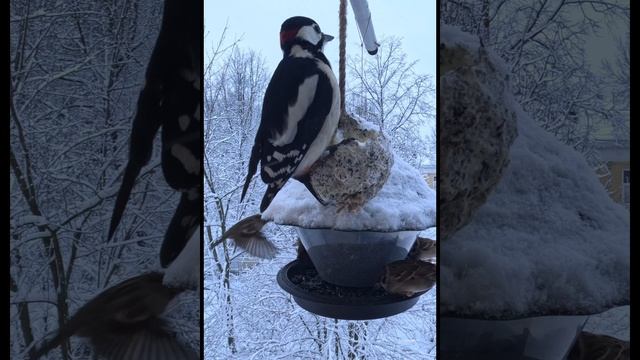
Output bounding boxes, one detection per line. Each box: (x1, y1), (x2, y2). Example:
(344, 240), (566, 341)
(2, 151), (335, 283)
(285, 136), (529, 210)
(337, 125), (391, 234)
(262, 156), (436, 231)
(163, 227), (201, 289)
(13, 215), (49, 227)
(583, 306), (630, 341)
(349, 112), (381, 132)
(440, 25), (629, 318)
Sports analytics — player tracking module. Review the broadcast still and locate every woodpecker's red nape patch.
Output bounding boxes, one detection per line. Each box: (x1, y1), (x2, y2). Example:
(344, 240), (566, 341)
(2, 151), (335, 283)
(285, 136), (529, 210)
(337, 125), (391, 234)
(280, 29), (299, 47)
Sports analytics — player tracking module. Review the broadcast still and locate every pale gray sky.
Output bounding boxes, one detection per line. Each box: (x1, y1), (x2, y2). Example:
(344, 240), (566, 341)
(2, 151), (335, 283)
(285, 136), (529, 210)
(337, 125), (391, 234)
(204, 0), (436, 79)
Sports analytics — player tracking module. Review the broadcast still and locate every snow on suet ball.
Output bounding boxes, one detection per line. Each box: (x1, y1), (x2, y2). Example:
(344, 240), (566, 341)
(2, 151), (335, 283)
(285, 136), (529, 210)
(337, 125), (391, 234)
(308, 114), (394, 212)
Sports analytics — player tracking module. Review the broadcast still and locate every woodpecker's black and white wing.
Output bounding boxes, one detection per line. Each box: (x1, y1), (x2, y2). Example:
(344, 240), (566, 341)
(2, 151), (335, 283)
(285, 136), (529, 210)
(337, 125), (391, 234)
(241, 56), (337, 212)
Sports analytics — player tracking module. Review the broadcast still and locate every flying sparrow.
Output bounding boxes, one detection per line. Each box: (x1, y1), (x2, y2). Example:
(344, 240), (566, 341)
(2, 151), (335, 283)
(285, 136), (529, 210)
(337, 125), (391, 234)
(408, 236), (436, 262)
(33, 272), (197, 359)
(379, 260), (436, 297)
(216, 214), (278, 259)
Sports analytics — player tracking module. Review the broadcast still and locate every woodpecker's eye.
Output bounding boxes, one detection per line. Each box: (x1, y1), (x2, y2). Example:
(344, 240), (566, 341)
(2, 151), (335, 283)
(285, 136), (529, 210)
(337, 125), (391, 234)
(313, 24), (320, 32)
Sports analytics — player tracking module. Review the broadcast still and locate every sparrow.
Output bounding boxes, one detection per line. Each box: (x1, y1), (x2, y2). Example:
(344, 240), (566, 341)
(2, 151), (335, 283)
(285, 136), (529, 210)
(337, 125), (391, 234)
(379, 260), (436, 297)
(32, 273), (197, 359)
(216, 214), (278, 259)
(408, 236), (437, 263)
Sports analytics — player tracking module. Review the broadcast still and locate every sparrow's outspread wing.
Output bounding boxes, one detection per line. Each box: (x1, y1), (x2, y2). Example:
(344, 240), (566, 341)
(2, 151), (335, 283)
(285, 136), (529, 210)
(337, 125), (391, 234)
(219, 214), (277, 259)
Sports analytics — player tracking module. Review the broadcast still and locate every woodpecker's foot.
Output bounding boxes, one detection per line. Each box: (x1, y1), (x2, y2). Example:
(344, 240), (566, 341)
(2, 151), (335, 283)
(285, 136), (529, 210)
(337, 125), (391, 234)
(295, 174), (328, 206)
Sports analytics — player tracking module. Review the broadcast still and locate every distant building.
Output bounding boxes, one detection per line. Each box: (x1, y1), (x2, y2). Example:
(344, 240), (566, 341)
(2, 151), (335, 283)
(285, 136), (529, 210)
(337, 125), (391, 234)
(230, 254), (260, 275)
(422, 164), (436, 189)
(594, 139), (629, 209)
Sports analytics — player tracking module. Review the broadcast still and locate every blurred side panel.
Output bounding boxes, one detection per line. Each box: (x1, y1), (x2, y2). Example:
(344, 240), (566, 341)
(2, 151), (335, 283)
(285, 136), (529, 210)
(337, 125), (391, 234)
(9, 1), (203, 358)
(438, 1), (629, 359)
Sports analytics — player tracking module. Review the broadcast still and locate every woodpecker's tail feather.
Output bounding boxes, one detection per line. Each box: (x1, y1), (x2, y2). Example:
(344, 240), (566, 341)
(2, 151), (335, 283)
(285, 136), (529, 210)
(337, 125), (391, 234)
(108, 163), (141, 241)
(31, 272), (193, 359)
(219, 214), (277, 259)
(240, 142), (261, 203)
(160, 191), (200, 267)
(108, 83), (162, 241)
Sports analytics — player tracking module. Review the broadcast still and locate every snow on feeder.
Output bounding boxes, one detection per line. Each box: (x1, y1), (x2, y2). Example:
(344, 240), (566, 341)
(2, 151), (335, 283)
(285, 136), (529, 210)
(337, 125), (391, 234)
(266, 116), (436, 319)
(439, 25), (629, 359)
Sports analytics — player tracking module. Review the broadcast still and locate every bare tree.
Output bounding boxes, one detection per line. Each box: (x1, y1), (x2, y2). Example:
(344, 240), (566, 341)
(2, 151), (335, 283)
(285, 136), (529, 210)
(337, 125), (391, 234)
(347, 37), (436, 167)
(204, 40), (269, 355)
(441, 0), (629, 185)
(9, 1), (203, 358)
(600, 27), (629, 141)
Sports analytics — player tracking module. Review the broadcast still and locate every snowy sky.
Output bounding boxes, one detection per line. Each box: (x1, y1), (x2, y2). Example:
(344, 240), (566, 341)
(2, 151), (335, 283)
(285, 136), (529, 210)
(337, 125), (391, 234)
(204, 0), (436, 79)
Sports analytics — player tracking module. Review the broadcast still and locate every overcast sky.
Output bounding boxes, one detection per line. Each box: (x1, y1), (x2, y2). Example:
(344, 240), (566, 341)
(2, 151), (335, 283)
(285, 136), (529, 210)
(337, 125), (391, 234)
(204, 0), (436, 79)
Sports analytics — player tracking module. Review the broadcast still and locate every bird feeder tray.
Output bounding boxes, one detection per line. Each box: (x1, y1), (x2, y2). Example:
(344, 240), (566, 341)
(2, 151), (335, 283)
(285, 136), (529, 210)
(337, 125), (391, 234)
(440, 315), (588, 360)
(277, 260), (428, 320)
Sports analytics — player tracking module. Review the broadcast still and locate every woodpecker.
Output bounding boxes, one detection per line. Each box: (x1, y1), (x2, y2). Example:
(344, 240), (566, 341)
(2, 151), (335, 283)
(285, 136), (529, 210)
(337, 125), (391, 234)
(107, 0), (201, 268)
(240, 16), (340, 213)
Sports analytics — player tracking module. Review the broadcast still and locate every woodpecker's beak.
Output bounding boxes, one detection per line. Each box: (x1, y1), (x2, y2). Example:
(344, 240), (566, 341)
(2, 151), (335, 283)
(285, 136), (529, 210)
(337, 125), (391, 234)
(323, 34), (335, 43)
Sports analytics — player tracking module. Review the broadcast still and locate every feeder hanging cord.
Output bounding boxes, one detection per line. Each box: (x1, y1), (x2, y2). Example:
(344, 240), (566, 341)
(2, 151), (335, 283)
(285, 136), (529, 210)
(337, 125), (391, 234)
(339, 0), (347, 116)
